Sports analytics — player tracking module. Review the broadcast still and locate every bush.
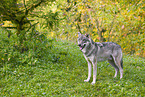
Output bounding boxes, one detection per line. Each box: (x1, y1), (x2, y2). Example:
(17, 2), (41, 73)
(0, 28), (54, 67)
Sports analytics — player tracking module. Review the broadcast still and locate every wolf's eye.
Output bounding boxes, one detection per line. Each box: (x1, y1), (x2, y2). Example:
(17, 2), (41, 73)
(83, 39), (86, 42)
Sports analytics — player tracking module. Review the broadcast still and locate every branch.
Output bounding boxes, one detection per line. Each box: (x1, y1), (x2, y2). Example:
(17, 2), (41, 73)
(26, 0), (44, 15)
(77, 22), (81, 33)
(89, 13), (100, 34)
(108, 15), (116, 34)
(108, 15), (116, 41)
(25, 22), (39, 32)
(95, 18), (100, 34)
(23, 0), (27, 12)
(21, 0), (44, 22)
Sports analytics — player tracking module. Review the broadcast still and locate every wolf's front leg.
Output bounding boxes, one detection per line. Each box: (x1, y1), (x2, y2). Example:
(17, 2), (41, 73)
(84, 61), (92, 82)
(91, 62), (97, 85)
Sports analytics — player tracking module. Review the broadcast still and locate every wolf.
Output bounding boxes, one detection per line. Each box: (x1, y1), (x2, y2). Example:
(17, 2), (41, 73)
(77, 32), (123, 85)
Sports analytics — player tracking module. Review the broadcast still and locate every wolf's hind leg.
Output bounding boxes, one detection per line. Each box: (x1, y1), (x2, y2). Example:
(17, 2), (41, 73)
(117, 58), (123, 79)
(108, 59), (119, 78)
(112, 56), (123, 79)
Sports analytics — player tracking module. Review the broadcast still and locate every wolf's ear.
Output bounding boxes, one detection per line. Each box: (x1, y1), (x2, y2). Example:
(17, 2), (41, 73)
(85, 33), (90, 38)
(78, 32), (81, 36)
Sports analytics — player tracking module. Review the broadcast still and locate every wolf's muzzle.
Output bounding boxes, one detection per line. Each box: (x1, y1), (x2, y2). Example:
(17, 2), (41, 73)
(78, 44), (86, 50)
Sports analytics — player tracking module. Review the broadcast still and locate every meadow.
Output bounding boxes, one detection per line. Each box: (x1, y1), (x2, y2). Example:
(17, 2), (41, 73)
(0, 0), (144, 96)
(0, 30), (145, 96)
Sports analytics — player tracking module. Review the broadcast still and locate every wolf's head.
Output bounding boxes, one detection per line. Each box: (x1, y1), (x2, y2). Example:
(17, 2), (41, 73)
(77, 32), (92, 50)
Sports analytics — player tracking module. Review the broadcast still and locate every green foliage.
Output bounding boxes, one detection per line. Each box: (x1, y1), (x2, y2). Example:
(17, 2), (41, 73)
(55, 0), (145, 57)
(0, 0), (59, 51)
(0, 29), (145, 96)
(0, 27), (52, 66)
(1, 0), (144, 57)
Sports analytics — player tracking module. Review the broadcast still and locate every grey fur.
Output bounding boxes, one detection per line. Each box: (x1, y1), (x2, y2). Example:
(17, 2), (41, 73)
(77, 32), (123, 85)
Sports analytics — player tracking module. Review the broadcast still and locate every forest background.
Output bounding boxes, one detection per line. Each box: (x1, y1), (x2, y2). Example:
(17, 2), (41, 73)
(0, 0), (145, 96)
(0, 0), (144, 57)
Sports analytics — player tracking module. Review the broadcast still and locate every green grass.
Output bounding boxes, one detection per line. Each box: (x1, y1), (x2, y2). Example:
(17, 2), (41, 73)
(0, 31), (145, 96)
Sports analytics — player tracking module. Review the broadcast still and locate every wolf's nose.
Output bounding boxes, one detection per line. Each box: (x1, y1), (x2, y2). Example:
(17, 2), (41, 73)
(78, 44), (81, 47)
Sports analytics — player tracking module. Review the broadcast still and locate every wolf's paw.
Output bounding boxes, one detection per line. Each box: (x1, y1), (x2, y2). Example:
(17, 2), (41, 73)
(120, 76), (123, 79)
(91, 82), (95, 85)
(84, 79), (90, 82)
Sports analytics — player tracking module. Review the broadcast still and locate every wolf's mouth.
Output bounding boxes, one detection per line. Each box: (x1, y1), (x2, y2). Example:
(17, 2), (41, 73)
(79, 44), (86, 50)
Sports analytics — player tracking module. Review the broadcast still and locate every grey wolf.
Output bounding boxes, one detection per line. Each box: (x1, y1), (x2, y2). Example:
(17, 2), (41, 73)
(77, 32), (123, 85)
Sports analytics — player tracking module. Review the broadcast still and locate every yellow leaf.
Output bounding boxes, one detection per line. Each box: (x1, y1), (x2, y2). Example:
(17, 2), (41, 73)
(51, 32), (54, 37)
(93, 28), (97, 32)
(72, 27), (76, 29)
(2, 58), (4, 61)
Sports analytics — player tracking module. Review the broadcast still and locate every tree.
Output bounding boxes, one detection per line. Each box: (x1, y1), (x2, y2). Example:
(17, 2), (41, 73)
(0, 0), (58, 52)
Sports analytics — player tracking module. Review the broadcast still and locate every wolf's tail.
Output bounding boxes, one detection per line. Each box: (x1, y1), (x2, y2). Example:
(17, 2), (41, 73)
(121, 57), (123, 69)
